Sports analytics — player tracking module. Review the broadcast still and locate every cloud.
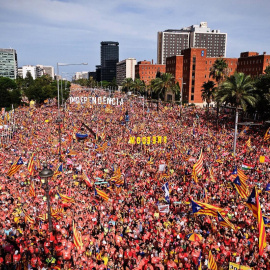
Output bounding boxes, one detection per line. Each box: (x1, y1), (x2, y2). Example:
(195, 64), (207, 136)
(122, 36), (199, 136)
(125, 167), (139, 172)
(0, 0), (269, 72)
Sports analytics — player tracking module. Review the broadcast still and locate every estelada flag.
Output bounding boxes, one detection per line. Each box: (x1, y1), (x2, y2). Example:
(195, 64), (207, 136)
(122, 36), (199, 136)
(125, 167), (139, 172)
(28, 153), (35, 176)
(7, 157), (23, 177)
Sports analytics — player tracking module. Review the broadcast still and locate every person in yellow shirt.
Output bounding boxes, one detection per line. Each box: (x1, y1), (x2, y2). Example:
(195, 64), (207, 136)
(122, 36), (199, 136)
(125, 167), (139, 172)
(102, 252), (109, 266)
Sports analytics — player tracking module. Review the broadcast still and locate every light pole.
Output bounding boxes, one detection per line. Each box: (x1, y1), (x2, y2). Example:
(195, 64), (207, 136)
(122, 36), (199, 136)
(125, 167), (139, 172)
(39, 163), (54, 232)
(57, 63), (88, 114)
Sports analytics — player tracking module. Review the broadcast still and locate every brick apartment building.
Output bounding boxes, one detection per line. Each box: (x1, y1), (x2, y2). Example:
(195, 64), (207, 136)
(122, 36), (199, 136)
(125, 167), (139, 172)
(237, 52), (270, 77)
(135, 60), (165, 85)
(166, 48), (237, 104)
(166, 48), (270, 104)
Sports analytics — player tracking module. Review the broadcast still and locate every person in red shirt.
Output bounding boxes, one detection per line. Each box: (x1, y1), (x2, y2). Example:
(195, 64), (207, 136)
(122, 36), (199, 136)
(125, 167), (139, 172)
(13, 250), (21, 268)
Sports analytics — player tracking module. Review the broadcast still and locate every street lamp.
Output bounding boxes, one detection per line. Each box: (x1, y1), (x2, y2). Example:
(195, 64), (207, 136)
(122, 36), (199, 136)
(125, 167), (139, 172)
(56, 116), (62, 161)
(39, 163), (54, 232)
(57, 62), (88, 114)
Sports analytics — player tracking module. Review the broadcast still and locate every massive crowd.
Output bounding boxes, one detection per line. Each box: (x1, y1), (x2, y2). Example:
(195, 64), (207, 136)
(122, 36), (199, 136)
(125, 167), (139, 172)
(0, 84), (269, 270)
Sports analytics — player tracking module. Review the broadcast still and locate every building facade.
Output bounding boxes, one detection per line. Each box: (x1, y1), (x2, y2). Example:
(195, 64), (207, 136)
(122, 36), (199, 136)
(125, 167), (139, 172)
(36, 65), (55, 79)
(116, 58), (137, 85)
(166, 48), (238, 104)
(237, 52), (270, 77)
(0, 48), (18, 79)
(157, 22), (227, 64)
(135, 60), (165, 85)
(97, 41), (119, 82)
(22, 65), (37, 80)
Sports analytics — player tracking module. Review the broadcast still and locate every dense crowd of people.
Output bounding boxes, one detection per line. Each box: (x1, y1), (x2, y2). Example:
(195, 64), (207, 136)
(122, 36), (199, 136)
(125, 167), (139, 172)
(0, 84), (270, 270)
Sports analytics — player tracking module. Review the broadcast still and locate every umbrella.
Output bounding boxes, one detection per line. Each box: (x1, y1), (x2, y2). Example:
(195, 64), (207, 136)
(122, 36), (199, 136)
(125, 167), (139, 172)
(186, 233), (203, 242)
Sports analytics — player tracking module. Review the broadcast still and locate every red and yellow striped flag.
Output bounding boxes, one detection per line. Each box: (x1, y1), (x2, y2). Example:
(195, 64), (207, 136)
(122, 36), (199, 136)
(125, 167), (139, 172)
(209, 167), (216, 182)
(256, 188), (267, 255)
(192, 165), (198, 183)
(95, 188), (109, 201)
(23, 209), (35, 225)
(208, 250), (217, 270)
(7, 157), (23, 177)
(29, 181), (35, 197)
(58, 192), (75, 204)
(217, 212), (235, 230)
(193, 149), (203, 175)
(28, 153), (35, 176)
(73, 221), (83, 248)
(246, 137), (251, 149)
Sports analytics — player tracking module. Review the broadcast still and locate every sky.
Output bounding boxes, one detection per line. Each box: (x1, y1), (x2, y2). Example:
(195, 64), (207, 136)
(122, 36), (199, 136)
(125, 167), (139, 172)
(1, 0), (270, 77)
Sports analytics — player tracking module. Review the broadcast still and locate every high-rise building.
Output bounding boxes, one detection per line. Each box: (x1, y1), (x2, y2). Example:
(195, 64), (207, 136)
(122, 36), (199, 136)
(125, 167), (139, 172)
(157, 22), (227, 64)
(166, 48), (238, 104)
(116, 58), (137, 85)
(97, 41), (119, 82)
(0, 48), (18, 79)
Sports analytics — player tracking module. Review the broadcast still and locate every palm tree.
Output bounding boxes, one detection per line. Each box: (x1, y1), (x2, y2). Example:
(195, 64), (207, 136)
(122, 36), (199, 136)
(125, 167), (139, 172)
(122, 78), (134, 93)
(210, 58), (229, 128)
(216, 72), (258, 155)
(133, 78), (145, 95)
(201, 80), (216, 115)
(151, 73), (175, 111)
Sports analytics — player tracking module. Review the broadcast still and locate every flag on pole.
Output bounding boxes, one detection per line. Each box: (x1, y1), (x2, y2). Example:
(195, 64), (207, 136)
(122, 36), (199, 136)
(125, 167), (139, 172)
(73, 221), (83, 248)
(95, 188), (109, 201)
(162, 182), (170, 203)
(217, 212), (235, 230)
(246, 187), (258, 218)
(57, 192), (75, 204)
(23, 209), (35, 225)
(232, 166), (248, 181)
(29, 181), (36, 198)
(192, 165), (198, 183)
(263, 216), (270, 227)
(54, 164), (63, 176)
(246, 186), (267, 255)
(28, 153), (35, 175)
(7, 157), (23, 177)
(208, 251), (217, 270)
(241, 163), (255, 170)
(255, 187), (267, 255)
(191, 200), (226, 217)
(193, 149), (203, 175)
(82, 171), (92, 187)
(233, 176), (249, 199)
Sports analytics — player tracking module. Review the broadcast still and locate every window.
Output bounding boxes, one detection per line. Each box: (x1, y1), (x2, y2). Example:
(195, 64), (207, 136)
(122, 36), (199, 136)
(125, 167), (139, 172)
(191, 95), (194, 101)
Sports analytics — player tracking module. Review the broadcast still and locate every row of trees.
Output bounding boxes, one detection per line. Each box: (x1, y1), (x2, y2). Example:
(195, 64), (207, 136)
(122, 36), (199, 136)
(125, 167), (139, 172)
(73, 77), (118, 89)
(0, 72), (71, 109)
(201, 58), (270, 120)
(122, 73), (180, 101)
